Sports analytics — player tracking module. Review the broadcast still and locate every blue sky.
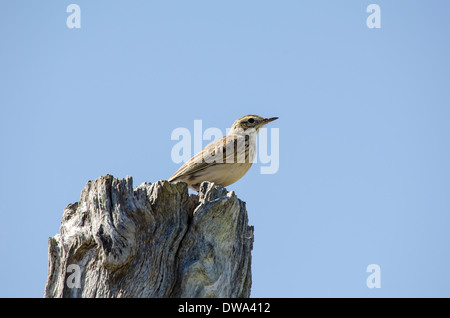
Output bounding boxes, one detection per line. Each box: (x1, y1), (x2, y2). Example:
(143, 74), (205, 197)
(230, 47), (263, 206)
(1, 1), (450, 297)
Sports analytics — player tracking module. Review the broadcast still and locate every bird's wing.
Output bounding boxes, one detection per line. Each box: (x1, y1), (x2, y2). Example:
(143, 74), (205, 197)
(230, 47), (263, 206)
(168, 135), (243, 181)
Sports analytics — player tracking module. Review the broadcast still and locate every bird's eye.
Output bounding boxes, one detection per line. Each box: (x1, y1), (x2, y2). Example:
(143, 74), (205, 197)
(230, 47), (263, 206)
(248, 118), (255, 124)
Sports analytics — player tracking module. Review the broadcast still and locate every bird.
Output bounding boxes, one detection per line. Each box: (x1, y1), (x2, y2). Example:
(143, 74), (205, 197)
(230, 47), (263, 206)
(168, 114), (278, 191)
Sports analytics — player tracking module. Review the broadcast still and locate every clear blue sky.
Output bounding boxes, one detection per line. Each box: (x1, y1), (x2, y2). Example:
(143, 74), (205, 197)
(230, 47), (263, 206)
(1, 1), (450, 297)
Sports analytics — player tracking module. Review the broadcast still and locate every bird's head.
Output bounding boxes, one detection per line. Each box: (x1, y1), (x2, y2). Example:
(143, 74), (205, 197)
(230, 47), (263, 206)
(229, 114), (278, 135)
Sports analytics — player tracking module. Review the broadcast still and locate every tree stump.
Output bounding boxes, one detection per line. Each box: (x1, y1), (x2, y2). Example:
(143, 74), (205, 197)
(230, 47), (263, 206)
(44, 175), (254, 298)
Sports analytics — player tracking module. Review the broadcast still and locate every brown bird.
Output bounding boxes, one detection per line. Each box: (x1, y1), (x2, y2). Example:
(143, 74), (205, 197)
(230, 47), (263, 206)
(168, 115), (278, 191)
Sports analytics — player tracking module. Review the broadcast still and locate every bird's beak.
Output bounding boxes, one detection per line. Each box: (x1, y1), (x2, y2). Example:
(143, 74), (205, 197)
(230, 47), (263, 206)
(263, 117), (278, 124)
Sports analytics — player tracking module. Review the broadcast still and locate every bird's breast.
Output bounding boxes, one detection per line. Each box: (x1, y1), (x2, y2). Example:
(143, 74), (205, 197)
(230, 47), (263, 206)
(192, 162), (253, 187)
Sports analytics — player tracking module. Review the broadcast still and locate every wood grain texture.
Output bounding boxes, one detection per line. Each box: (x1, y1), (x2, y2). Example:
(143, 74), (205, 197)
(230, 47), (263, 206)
(44, 175), (253, 298)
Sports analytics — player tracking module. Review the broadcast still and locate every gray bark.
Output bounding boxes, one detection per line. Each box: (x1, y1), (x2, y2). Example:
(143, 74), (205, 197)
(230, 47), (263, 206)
(44, 174), (253, 298)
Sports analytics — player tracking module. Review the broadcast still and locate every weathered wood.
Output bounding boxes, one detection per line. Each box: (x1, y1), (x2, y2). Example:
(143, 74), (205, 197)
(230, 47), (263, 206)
(44, 174), (253, 298)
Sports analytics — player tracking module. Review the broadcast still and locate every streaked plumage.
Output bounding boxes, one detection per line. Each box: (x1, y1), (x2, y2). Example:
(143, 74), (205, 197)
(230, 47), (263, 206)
(168, 115), (278, 191)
